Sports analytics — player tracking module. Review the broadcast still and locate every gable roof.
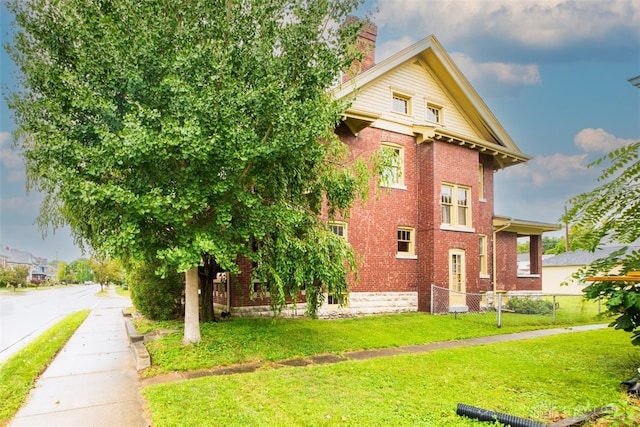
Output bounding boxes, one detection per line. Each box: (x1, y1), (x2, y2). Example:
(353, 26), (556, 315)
(333, 35), (530, 170)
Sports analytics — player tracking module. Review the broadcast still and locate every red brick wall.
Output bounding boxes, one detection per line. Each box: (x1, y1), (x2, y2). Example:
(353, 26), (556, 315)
(337, 126), (419, 294)
(495, 232), (542, 292)
(225, 124), (509, 313)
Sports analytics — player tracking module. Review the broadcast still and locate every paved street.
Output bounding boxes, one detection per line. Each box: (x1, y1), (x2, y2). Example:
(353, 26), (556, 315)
(0, 284), (103, 363)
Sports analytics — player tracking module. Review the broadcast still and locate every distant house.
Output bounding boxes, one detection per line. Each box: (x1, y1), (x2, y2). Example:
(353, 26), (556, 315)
(0, 245), (50, 284)
(542, 245), (640, 294)
(213, 24), (559, 317)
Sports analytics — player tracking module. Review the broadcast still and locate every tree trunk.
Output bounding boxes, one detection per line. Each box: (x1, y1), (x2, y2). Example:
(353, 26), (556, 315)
(199, 253), (217, 323)
(183, 266), (201, 344)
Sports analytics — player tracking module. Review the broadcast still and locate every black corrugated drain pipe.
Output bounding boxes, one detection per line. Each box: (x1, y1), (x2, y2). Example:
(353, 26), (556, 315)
(456, 403), (546, 427)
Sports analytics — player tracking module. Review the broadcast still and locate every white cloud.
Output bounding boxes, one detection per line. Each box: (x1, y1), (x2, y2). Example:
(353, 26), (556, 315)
(502, 152), (590, 186)
(0, 131), (10, 146)
(449, 52), (540, 86)
(376, 36), (416, 63)
(574, 128), (636, 153)
(373, 0), (639, 61)
(0, 147), (23, 169)
(1, 197), (25, 209)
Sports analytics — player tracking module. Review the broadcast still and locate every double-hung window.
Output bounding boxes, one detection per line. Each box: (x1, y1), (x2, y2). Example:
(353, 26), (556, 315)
(397, 227), (417, 259)
(329, 221), (347, 239)
(479, 235), (488, 276)
(441, 183), (472, 229)
(426, 103), (442, 124)
(380, 143), (404, 188)
(392, 93), (411, 115)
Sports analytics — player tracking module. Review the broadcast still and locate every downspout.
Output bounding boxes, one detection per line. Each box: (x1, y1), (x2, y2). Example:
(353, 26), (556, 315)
(492, 219), (512, 308)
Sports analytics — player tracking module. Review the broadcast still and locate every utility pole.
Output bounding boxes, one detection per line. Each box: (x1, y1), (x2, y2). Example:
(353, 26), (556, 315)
(564, 206), (570, 252)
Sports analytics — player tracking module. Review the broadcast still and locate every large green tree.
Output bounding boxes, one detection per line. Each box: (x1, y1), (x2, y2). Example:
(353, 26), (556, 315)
(6, 0), (370, 343)
(565, 141), (640, 344)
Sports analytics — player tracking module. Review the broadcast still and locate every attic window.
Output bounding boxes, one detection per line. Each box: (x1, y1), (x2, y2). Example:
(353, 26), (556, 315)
(426, 103), (442, 124)
(392, 93), (411, 115)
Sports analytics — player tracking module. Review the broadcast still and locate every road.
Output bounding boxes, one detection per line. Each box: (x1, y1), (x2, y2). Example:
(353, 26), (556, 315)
(0, 284), (114, 363)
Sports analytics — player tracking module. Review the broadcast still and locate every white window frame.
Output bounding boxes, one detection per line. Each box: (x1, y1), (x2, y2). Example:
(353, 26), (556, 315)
(380, 143), (405, 189)
(426, 102), (443, 124)
(440, 183), (474, 232)
(396, 227), (417, 259)
(391, 91), (412, 116)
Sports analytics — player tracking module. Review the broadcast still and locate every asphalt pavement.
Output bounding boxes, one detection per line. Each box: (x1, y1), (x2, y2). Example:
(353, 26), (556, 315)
(9, 288), (149, 427)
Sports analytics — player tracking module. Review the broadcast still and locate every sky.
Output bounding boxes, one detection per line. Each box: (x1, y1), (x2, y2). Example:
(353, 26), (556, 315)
(1, 0), (639, 262)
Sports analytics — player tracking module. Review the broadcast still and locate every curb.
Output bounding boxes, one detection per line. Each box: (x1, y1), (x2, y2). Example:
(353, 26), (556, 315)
(122, 309), (151, 371)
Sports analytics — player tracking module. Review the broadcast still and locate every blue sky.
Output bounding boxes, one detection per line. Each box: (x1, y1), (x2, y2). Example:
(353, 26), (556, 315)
(1, 0), (639, 262)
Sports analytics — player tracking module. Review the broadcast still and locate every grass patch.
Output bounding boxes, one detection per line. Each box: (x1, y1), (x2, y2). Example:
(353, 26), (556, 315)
(0, 310), (90, 425)
(137, 298), (612, 377)
(143, 328), (640, 426)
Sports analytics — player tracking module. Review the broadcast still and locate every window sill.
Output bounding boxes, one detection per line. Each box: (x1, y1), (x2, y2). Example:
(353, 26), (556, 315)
(479, 274), (490, 279)
(381, 184), (407, 190)
(517, 274), (541, 278)
(479, 198), (487, 203)
(396, 253), (418, 260)
(440, 224), (475, 233)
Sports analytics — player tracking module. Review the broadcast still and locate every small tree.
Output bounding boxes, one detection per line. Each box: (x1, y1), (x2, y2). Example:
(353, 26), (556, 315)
(565, 141), (640, 344)
(89, 257), (123, 291)
(0, 265), (30, 289)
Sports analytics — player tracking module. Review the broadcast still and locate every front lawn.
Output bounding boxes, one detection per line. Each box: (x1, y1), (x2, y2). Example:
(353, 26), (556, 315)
(136, 298), (611, 377)
(142, 328), (640, 426)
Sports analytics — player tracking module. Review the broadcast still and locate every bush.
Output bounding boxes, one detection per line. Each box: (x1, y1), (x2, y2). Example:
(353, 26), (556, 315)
(505, 296), (554, 315)
(128, 261), (184, 320)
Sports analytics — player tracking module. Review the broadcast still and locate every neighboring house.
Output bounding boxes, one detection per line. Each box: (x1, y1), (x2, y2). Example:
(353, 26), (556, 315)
(542, 245), (640, 295)
(215, 24), (559, 317)
(0, 245), (50, 284)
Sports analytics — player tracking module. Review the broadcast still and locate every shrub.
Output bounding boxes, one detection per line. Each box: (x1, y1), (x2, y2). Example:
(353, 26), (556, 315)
(505, 296), (554, 315)
(128, 261), (184, 320)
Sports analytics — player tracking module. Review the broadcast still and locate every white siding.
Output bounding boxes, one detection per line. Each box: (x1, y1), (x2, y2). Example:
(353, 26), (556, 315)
(350, 61), (480, 139)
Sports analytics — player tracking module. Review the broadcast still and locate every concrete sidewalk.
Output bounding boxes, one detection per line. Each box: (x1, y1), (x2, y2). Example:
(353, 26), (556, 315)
(10, 291), (148, 427)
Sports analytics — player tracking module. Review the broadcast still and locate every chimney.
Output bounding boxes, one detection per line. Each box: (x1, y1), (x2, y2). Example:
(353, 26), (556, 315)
(343, 18), (377, 82)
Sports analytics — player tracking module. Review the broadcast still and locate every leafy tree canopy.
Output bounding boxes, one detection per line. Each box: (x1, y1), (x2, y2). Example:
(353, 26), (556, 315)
(6, 0), (370, 318)
(565, 141), (640, 344)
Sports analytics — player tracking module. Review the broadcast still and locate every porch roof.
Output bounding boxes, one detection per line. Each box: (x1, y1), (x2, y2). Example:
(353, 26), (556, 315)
(493, 216), (561, 236)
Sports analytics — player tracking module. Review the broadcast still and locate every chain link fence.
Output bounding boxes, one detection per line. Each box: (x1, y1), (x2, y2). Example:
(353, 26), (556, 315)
(430, 285), (605, 328)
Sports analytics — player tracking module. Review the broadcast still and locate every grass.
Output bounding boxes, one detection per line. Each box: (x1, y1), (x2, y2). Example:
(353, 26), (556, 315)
(0, 310), (90, 426)
(142, 328), (640, 426)
(136, 296), (612, 377)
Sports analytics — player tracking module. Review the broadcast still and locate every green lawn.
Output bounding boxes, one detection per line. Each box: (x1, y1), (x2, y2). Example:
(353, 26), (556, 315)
(136, 297), (611, 377)
(143, 328), (640, 426)
(0, 310), (90, 425)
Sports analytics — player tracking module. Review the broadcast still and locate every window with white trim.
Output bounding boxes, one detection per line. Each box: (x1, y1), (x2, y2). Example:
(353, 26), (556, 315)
(426, 103), (442, 124)
(380, 143), (404, 188)
(397, 227), (415, 256)
(441, 183), (472, 228)
(392, 93), (411, 115)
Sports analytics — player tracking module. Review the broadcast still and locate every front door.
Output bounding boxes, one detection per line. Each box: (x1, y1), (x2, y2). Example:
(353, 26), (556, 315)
(449, 249), (467, 311)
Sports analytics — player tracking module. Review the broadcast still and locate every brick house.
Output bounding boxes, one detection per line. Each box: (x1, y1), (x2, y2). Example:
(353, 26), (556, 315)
(215, 26), (559, 317)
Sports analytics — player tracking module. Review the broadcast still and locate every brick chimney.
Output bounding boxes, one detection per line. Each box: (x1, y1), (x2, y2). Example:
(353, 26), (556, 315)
(343, 18), (377, 82)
